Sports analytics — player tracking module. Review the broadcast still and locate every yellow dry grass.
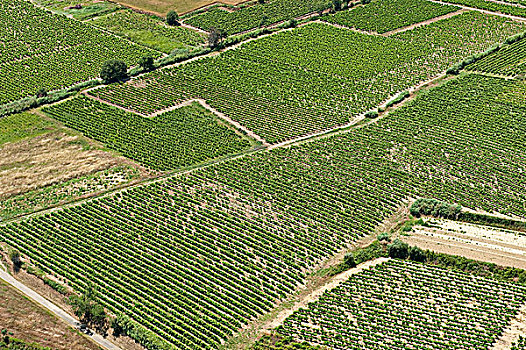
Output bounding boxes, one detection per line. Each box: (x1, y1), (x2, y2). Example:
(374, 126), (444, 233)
(112, 0), (246, 15)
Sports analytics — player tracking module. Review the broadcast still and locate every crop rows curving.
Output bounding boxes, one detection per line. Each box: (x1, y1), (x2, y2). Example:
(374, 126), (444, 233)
(467, 37), (526, 76)
(184, 0), (329, 35)
(324, 0), (459, 34)
(278, 259), (526, 349)
(2, 74), (526, 348)
(43, 97), (252, 171)
(90, 12), (525, 143)
(90, 10), (205, 54)
(0, 0), (156, 105)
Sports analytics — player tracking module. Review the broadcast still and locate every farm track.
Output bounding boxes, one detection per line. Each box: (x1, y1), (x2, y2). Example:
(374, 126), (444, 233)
(0, 263), (122, 350)
(381, 9), (467, 35)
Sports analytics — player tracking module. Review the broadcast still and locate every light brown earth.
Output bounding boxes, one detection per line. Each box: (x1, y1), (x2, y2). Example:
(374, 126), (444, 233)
(0, 274), (101, 350)
(0, 131), (146, 199)
(110, 0), (246, 15)
(400, 218), (526, 269)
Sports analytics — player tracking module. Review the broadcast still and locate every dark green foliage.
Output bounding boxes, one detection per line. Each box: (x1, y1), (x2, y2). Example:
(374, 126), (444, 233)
(388, 239), (409, 259)
(332, 0), (342, 11)
(408, 246), (425, 262)
(166, 10), (180, 26)
(410, 198), (462, 219)
(208, 27), (228, 48)
(100, 60), (128, 83)
(68, 283), (108, 333)
(364, 110), (378, 118)
(343, 253), (356, 268)
(377, 232), (390, 242)
(35, 89), (47, 98)
(138, 56), (155, 71)
(385, 91), (410, 108)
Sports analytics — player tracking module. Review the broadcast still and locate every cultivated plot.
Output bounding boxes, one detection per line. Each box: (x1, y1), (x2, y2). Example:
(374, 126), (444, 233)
(278, 259), (526, 349)
(0, 0), (156, 105)
(91, 11), (526, 143)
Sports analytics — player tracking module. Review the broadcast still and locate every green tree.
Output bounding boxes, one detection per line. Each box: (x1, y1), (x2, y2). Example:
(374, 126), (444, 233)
(208, 27), (227, 49)
(100, 60), (128, 83)
(166, 10), (180, 26)
(408, 246), (426, 262)
(138, 56), (155, 71)
(344, 253), (356, 268)
(388, 239), (409, 259)
(332, 0), (342, 11)
(68, 283), (108, 333)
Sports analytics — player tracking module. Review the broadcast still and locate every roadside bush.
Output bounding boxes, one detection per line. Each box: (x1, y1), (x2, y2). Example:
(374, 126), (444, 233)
(166, 10), (180, 26)
(388, 239), (409, 259)
(100, 60), (128, 83)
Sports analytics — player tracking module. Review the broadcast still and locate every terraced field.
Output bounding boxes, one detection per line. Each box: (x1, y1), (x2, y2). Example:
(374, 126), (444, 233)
(0, 0), (156, 104)
(90, 11), (526, 143)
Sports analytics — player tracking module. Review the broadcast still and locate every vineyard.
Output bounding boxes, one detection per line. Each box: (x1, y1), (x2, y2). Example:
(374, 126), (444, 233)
(43, 96), (253, 170)
(90, 10), (205, 53)
(3, 73), (526, 348)
(439, 0), (526, 17)
(0, 0), (156, 105)
(467, 36), (526, 77)
(324, 0), (459, 34)
(278, 259), (526, 349)
(183, 0), (329, 34)
(90, 12), (525, 143)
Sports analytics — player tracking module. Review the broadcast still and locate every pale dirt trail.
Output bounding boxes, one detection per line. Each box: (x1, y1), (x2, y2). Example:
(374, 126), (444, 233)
(381, 9), (467, 36)
(0, 263), (122, 350)
(265, 258), (390, 331)
(428, 0), (526, 22)
(493, 303), (526, 349)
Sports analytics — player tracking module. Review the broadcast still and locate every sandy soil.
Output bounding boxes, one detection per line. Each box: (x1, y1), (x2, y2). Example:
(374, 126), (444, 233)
(111, 0), (247, 15)
(493, 304), (526, 349)
(401, 218), (526, 269)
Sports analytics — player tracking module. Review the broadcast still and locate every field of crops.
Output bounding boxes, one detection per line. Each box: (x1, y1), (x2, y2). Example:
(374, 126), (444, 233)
(278, 259), (526, 349)
(3, 73), (526, 347)
(90, 10), (205, 53)
(33, 0), (121, 20)
(0, 0), (156, 105)
(324, 0), (459, 34)
(90, 12), (525, 143)
(467, 37), (526, 77)
(43, 96), (252, 170)
(184, 0), (329, 34)
(440, 0), (526, 17)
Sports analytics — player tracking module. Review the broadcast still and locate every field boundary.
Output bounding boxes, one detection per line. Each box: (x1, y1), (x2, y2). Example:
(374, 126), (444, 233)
(428, 0), (526, 21)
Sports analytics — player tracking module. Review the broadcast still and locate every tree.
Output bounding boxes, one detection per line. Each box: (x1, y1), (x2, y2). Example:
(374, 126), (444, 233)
(388, 239), (409, 259)
(69, 283), (108, 333)
(166, 10), (180, 26)
(138, 56), (155, 71)
(258, 0), (265, 3)
(8, 248), (21, 267)
(100, 60), (128, 83)
(208, 27), (227, 49)
(344, 253), (356, 268)
(377, 232), (390, 242)
(332, 0), (342, 11)
(36, 88), (47, 98)
(408, 246), (426, 262)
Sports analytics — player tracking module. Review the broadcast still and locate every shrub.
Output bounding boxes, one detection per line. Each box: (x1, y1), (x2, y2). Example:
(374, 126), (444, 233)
(408, 246), (425, 262)
(364, 110), (378, 118)
(138, 56), (155, 71)
(344, 253), (356, 268)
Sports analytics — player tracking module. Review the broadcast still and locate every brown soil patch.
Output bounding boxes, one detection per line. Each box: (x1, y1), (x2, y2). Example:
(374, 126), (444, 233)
(110, 0), (246, 16)
(0, 132), (142, 199)
(0, 274), (100, 350)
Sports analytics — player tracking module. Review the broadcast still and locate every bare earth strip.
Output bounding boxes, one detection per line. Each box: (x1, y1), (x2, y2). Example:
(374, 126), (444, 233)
(493, 303), (526, 349)
(402, 218), (526, 269)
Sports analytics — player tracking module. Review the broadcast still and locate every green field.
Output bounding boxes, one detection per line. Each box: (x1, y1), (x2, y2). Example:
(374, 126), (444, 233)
(0, 0), (156, 105)
(0, 113), (56, 146)
(467, 37), (526, 77)
(43, 96), (254, 170)
(184, 0), (329, 34)
(90, 11), (526, 143)
(90, 10), (205, 53)
(3, 73), (526, 347)
(278, 259), (526, 349)
(324, 0), (459, 33)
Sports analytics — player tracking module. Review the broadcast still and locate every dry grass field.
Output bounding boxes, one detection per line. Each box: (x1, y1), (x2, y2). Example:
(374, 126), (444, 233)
(113, 0), (246, 15)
